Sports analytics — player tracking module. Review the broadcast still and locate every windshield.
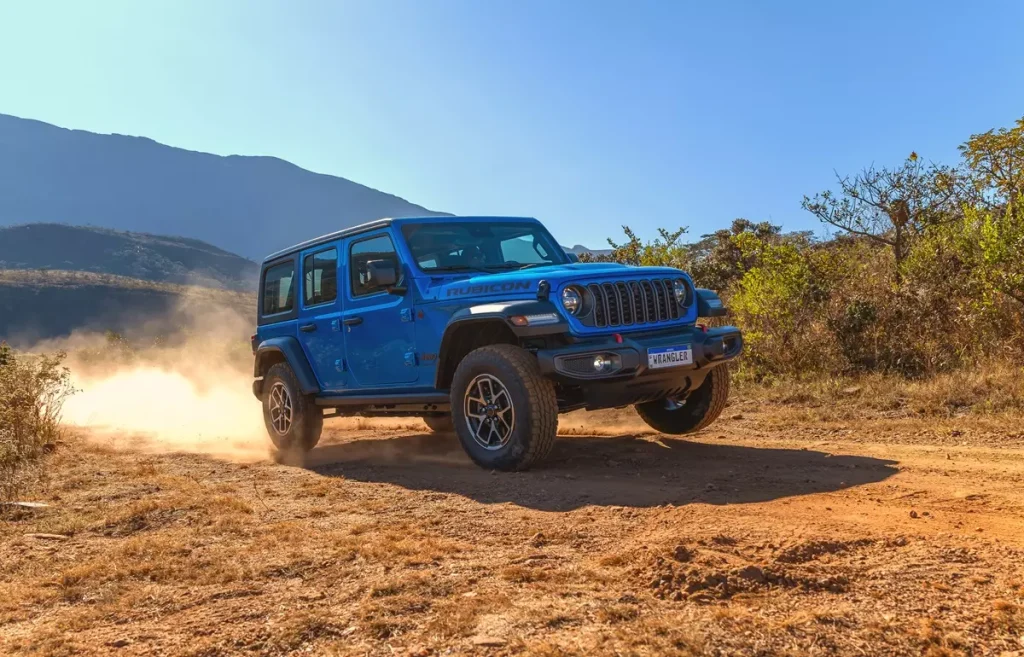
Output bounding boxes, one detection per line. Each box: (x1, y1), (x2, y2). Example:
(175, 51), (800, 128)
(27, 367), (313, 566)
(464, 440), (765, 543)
(401, 222), (568, 273)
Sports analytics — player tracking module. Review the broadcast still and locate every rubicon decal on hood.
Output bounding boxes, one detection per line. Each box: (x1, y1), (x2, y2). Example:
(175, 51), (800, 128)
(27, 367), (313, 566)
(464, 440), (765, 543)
(446, 281), (533, 297)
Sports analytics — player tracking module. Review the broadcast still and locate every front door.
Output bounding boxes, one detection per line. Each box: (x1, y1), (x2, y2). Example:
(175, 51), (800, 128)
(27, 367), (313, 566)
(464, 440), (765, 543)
(341, 230), (418, 388)
(296, 245), (348, 392)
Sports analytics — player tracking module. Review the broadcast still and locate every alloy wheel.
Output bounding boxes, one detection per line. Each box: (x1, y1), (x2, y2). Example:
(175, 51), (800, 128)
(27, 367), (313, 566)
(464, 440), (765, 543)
(463, 373), (516, 450)
(268, 382), (293, 435)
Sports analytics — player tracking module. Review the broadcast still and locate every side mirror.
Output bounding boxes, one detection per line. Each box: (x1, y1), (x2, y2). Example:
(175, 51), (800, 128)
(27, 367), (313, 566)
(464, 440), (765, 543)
(366, 260), (397, 287)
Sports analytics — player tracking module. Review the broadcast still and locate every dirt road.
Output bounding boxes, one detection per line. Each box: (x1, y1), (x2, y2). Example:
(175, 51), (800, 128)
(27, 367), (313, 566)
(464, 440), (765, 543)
(3, 408), (1024, 656)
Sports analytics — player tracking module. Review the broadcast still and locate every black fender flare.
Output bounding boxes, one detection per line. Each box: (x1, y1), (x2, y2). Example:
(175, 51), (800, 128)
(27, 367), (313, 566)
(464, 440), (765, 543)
(434, 300), (568, 388)
(696, 288), (728, 318)
(253, 336), (320, 396)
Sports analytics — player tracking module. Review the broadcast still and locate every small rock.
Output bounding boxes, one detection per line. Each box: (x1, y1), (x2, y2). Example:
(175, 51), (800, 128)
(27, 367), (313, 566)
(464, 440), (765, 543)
(471, 636), (506, 647)
(672, 545), (695, 562)
(529, 532), (546, 547)
(950, 429), (963, 437)
(736, 565), (767, 584)
(461, 591), (478, 598)
(729, 413), (744, 420)
(25, 533), (69, 541)
(910, 510), (919, 519)
(407, 646), (431, 657)
(841, 385), (862, 396)
(108, 639), (130, 648)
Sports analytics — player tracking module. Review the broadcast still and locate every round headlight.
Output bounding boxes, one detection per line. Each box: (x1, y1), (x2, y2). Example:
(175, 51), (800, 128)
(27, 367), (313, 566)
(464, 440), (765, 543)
(561, 286), (583, 315)
(673, 279), (691, 306)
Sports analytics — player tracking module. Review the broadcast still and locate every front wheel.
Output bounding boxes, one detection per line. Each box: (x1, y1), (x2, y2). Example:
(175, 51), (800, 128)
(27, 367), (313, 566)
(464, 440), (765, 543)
(450, 344), (558, 471)
(262, 362), (323, 454)
(635, 365), (730, 435)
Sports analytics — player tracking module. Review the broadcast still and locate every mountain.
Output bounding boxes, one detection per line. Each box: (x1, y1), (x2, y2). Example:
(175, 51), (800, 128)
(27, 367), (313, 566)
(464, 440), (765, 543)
(0, 223), (258, 290)
(0, 113), (448, 260)
(566, 244), (614, 258)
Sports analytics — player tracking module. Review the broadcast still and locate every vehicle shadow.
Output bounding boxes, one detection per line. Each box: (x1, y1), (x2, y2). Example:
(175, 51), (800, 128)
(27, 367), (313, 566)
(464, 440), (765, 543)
(304, 432), (898, 512)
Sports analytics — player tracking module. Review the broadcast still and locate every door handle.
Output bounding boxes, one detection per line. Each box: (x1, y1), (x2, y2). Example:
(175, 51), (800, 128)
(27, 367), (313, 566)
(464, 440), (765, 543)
(299, 323), (317, 333)
(343, 316), (364, 326)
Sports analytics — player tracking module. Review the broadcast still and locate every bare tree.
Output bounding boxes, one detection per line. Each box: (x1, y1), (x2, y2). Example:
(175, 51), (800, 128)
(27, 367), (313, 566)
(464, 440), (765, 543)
(802, 155), (959, 284)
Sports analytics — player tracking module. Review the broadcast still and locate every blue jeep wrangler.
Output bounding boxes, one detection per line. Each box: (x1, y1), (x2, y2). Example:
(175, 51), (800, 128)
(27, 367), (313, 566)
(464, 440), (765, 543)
(253, 216), (742, 470)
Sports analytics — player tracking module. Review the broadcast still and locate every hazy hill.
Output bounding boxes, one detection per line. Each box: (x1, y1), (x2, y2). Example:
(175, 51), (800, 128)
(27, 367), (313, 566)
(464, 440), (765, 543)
(0, 270), (253, 343)
(0, 224), (259, 291)
(566, 244), (614, 258)
(0, 113), (448, 260)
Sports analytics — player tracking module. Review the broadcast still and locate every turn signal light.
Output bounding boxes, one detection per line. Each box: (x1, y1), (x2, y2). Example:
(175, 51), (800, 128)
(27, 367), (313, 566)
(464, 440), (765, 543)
(509, 313), (560, 327)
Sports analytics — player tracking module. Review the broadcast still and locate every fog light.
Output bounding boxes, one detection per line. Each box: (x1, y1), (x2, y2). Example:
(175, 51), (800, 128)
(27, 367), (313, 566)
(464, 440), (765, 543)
(593, 355), (614, 372)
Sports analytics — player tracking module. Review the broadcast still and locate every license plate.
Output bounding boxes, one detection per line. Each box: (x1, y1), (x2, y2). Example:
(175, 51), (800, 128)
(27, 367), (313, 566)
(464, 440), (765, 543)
(648, 345), (693, 369)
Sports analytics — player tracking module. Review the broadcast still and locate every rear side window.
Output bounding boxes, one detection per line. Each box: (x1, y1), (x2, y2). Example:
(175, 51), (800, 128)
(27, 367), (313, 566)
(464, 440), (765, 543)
(262, 261), (295, 316)
(350, 234), (399, 297)
(303, 248), (338, 306)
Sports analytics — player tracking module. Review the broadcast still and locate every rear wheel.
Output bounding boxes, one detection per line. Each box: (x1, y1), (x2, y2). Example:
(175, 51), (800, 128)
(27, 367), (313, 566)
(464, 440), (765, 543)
(635, 365), (730, 435)
(451, 344), (558, 471)
(262, 362), (323, 453)
(421, 414), (454, 433)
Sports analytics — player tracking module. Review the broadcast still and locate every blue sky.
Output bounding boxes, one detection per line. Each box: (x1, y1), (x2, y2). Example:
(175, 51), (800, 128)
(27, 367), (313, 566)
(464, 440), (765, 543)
(1, 1), (1023, 248)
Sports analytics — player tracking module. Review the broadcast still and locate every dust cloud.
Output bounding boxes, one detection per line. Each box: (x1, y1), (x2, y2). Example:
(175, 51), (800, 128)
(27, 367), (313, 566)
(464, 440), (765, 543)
(34, 293), (642, 464)
(46, 296), (272, 462)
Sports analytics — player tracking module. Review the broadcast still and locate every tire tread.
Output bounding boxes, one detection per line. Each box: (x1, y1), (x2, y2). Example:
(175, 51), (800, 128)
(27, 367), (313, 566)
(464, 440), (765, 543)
(451, 344), (558, 470)
(635, 365), (730, 435)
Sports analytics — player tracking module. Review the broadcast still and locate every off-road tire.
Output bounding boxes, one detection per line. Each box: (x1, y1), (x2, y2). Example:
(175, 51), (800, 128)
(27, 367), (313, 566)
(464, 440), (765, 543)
(422, 414), (455, 433)
(262, 362), (323, 453)
(451, 344), (558, 471)
(635, 364), (730, 435)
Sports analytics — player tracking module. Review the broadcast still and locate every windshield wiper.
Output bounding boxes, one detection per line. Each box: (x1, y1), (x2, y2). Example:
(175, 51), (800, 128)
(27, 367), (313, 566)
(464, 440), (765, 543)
(516, 262), (558, 270)
(424, 265), (499, 274)
(425, 262), (559, 274)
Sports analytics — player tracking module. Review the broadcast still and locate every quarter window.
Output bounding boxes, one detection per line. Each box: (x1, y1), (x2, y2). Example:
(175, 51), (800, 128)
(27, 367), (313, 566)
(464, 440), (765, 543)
(303, 248), (338, 305)
(350, 234), (399, 297)
(262, 261), (295, 316)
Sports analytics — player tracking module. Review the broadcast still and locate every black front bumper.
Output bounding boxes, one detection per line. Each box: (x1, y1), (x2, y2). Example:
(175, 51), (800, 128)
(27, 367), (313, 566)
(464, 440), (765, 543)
(536, 325), (742, 410)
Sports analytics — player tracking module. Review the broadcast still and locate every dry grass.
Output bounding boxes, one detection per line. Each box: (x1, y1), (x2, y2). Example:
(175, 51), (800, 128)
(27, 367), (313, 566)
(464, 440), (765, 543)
(0, 345), (73, 502)
(4, 401), (1024, 655)
(735, 361), (1024, 419)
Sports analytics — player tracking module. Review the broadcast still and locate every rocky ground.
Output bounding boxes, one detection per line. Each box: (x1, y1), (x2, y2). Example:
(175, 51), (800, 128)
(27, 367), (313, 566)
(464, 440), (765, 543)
(2, 406), (1024, 656)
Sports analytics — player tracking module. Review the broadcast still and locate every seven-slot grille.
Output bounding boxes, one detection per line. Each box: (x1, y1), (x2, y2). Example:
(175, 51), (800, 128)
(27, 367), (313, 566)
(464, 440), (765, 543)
(585, 279), (682, 328)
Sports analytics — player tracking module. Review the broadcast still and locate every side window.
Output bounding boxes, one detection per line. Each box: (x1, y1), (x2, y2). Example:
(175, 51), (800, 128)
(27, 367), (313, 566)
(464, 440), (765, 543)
(350, 234), (399, 297)
(262, 261), (295, 316)
(303, 248), (338, 306)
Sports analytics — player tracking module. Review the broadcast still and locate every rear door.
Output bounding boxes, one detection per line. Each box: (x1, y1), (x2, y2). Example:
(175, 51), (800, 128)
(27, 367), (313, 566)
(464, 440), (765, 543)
(341, 230), (418, 387)
(296, 245), (348, 392)
(257, 256), (299, 342)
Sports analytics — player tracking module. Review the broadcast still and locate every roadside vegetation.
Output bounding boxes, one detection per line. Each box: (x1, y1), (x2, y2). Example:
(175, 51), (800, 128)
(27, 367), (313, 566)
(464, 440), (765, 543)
(0, 343), (74, 502)
(584, 115), (1024, 412)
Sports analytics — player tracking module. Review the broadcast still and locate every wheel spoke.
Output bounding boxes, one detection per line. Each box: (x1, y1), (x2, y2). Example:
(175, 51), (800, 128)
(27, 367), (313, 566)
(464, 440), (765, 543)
(462, 373), (517, 451)
(268, 382), (293, 436)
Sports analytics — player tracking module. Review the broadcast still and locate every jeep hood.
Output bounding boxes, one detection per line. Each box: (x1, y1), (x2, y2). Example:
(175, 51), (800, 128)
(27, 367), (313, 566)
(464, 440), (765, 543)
(416, 262), (689, 302)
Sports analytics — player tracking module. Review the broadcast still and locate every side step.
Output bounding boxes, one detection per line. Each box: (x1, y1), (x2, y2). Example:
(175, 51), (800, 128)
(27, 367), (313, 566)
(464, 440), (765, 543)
(315, 392), (450, 416)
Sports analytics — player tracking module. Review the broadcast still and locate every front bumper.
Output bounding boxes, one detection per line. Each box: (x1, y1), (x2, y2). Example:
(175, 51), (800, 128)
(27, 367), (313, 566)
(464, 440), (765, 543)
(536, 325), (742, 409)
